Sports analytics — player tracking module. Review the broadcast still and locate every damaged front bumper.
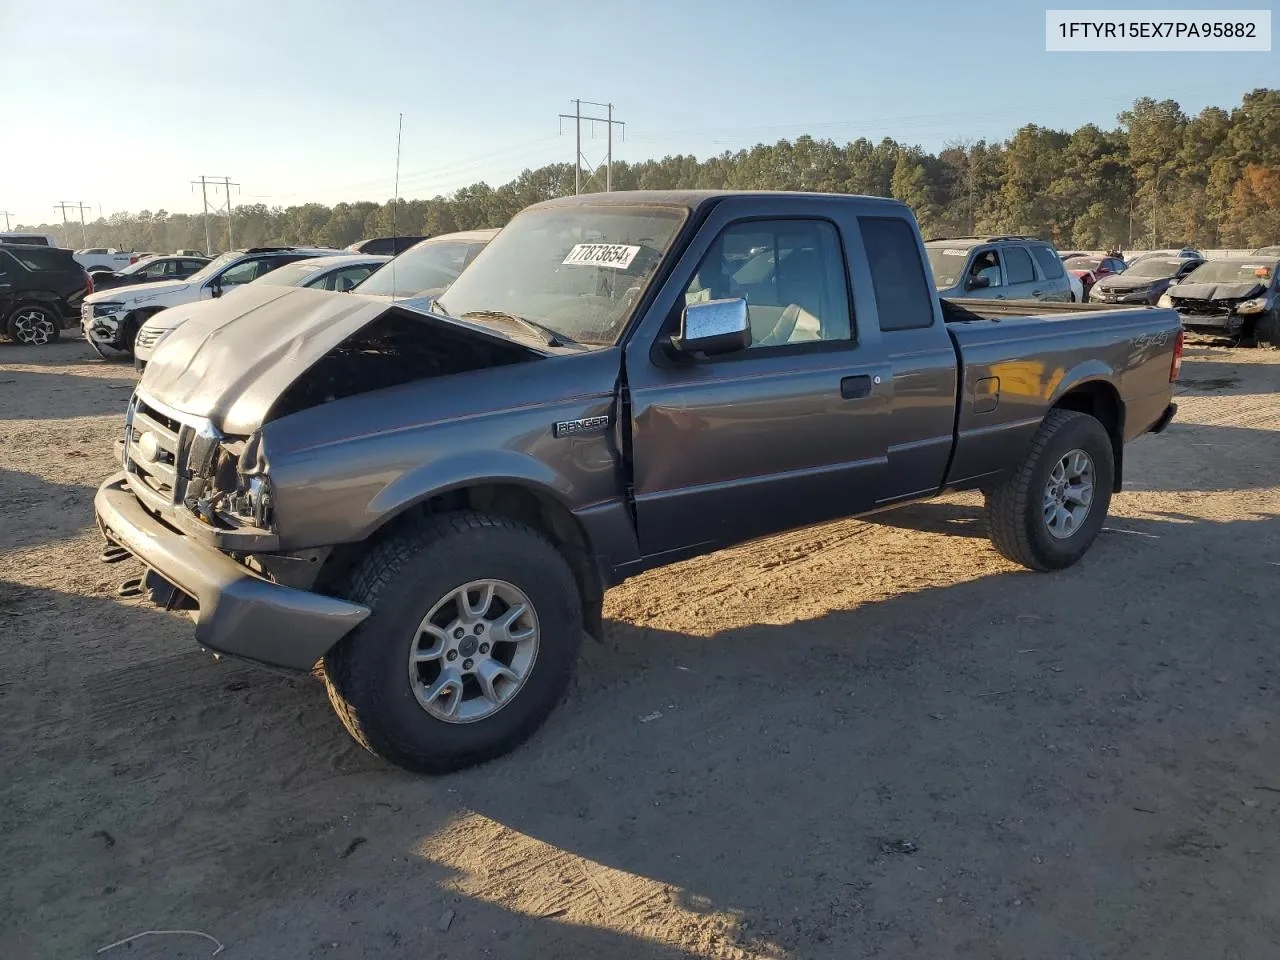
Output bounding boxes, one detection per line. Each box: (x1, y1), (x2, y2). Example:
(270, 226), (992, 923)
(94, 472), (370, 671)
(81, 304), (127, 356)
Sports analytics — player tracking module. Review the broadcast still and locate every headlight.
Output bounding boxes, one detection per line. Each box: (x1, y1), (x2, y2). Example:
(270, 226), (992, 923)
(187, 430), (274, 530)
(1088, 286), (1105, 300)
(1157, 293), (1173, 308)
(92, 301), (125, 316)
(1235, 297), (1267, 315)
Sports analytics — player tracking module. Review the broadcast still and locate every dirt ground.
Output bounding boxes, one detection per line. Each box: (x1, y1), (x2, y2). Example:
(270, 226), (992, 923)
(1, 336), (1278, 960)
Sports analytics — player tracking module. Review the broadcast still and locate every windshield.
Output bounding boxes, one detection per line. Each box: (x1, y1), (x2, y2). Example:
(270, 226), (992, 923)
(924, 246), (972, 289)
(185, 251), (241, 285)
(356, 241), (485, 298)
(1066, 257), (1102, 271)
(1128, 258), (1184, 278)
(256, 262), (324, 287)
(435, 204), (688, 346)
(1182, 260), (1276, 285)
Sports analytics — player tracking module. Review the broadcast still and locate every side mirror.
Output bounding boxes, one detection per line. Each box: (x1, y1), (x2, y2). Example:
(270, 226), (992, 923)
(209, 279), (222, 299)
(966, 275), (991, 290)
(671, 297), (751, 357)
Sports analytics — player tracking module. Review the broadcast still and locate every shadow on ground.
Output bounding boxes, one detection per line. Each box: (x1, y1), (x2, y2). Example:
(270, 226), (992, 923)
(5, 508), (1279, 957)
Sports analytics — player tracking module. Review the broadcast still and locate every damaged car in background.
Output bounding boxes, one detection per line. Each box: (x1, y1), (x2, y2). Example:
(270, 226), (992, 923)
(1090, 254), (1203, 305)
(95, 190), (1182, 775)
(1160, 256), (1280, 346)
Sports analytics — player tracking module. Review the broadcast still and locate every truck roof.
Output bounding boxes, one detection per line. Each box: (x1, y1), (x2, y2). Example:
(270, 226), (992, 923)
(526, 189), (911, 212)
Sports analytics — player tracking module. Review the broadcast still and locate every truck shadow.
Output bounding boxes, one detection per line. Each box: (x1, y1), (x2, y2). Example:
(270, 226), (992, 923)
(0, 468), (101, 551)
(0, 368), (135, 421)
(7, 508), (1280, 956)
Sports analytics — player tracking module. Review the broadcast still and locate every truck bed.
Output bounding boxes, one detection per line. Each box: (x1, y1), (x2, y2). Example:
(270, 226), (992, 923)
(941, 299), (1181, 490)
(941, 297), (1150, 323)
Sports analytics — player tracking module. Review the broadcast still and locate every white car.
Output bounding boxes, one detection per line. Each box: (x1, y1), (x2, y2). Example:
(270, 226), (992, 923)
(132, 253), (389, 370)
(0, 231), (60, 248)
(75, 248), (137, 273)
(81, 245), (343, 357)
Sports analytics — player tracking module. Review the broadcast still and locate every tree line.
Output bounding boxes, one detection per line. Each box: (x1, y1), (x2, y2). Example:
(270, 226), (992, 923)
(20, 89), (1279, 254)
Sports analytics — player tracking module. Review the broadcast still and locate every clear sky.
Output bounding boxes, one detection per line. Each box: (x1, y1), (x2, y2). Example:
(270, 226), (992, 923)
(1, 0), (1275, 227)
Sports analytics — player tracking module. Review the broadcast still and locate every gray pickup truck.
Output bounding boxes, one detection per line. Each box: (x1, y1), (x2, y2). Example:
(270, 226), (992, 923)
(94, 190), (1182, 774)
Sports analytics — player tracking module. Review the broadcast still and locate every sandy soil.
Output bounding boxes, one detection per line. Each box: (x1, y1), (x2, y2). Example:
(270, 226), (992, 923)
(1, 337), (1278, 960)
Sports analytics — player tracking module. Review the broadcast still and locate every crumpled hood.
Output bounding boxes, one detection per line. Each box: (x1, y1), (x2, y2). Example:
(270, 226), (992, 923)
(1095, 274), (1161, 292)
(86, 278), (191, 304)
(137, 286), (537, 435)
(1169, 281), (1265, 302)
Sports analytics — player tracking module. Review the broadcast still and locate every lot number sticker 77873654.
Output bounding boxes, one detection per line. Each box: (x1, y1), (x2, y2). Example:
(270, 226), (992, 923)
(562, 243), (641, 269)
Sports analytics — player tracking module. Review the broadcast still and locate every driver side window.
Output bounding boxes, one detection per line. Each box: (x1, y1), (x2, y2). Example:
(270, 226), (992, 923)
(681, 219), (851, 349)
(216, 258), (264, 287)
(968, 249), (1003, 287)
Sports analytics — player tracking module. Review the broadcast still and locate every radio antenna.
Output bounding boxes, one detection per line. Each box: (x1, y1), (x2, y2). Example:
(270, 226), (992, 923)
(390, 112), (403, 302)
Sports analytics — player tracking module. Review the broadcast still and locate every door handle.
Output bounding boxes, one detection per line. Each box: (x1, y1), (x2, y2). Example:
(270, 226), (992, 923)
(1031, 289), (1043, 297)
(840, 374), (873, 399)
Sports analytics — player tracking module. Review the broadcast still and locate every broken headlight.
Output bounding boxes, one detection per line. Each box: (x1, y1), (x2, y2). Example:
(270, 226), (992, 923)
(186, 430), (274, 530)
(1235, 297), (1267, 315)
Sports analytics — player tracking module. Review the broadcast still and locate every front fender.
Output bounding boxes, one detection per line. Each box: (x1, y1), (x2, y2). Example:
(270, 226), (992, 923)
(364, 448), (573, 531)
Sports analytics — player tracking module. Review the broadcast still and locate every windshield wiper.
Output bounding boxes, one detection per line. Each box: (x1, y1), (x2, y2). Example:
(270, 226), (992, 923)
(458, 310), (573, 347)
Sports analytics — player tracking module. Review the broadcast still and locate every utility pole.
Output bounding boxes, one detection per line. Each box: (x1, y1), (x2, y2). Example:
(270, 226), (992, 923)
(192, 176), (213, 254)
(558, 99), (625, 195)
(0, 210), (12, 231)
(75, 202), (91, 246)
(191, 176), (238, 252)
(54, 201), (81, 247)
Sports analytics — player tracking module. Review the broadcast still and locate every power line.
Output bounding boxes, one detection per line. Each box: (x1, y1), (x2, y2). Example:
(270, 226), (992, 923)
(0, 210), (12, 231)
(559, 99), (624, 194)
(191, 176), (239, 252)
(53, 201), (86, 246)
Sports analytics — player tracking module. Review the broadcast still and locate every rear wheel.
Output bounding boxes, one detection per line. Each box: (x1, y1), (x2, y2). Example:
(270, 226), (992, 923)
(322, 511), (583, 773)
(6, 304), (61, 345)
(985, 409), (1114, 571)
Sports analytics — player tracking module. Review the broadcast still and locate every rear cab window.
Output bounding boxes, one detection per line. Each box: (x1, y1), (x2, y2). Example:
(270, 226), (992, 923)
(859, 217), (934, 331)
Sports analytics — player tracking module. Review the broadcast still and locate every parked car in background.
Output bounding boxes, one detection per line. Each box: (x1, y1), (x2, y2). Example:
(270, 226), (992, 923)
(0, 244), (91, 345)
(346, 235), (428, 256)
(1128, 248), (1202, 267)
(0, 232), (59, 247)
(82, 245), (344, 357)
(1089, 255), (1203, 305)
(353, 228), (499, 302)
(924, 235), (1074, 301)
(1160, 256), (1280, 346)
(90, 254), (212, 291)
(174, 248), (206, 257)
(75, 248), (138, 274)
(1064, 255), (1125, 297)
(1253, 245), (1280, 258)
(95, 190), (1183, 773)
(132, 254), (390, 370)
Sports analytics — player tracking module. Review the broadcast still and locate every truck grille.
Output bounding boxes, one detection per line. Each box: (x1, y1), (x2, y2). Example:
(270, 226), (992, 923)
(122, 392), (210, 510)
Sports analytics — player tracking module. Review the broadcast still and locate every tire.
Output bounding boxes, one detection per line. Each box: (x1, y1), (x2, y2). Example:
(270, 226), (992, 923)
(120, 314), (140, 356)
(984, 409), (1114, 571)
(5, 304), (61, 345)
(322, 511), (583, 774)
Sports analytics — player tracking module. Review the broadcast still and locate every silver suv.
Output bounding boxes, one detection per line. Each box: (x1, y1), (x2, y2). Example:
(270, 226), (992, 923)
(925, 236), (1075, 302)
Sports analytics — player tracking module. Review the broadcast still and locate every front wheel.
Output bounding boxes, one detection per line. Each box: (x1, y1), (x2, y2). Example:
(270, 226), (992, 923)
(984, 409), (1114, 571)
(6, 304), (61, 345)
(322, 511), (583, 773)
